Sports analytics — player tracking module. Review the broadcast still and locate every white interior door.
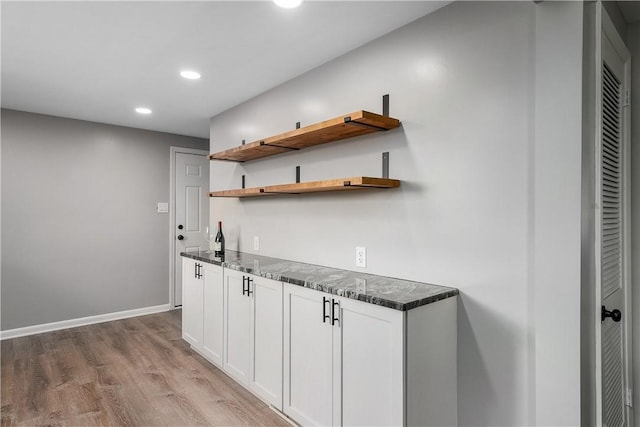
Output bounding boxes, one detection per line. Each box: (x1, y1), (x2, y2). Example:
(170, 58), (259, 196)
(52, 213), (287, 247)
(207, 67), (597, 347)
(174, 150), (209, 307)
(596, 9), (632, 427)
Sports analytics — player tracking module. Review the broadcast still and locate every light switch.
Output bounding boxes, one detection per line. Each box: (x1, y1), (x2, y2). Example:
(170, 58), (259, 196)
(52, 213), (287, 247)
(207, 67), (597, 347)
(157, 202), (169, 213)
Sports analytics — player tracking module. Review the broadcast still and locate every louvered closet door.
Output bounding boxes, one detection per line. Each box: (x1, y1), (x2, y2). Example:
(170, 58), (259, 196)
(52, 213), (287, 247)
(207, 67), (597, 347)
(599, 31), (628, 427)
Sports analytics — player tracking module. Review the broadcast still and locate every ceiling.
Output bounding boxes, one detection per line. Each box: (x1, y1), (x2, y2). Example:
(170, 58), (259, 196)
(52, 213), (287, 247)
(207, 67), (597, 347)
(1, 1), (448, 139)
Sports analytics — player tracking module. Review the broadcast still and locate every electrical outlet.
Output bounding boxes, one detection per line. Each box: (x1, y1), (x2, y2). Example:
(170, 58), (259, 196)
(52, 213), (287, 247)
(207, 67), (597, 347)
(355, 246), (366, 267)
(356, 278), (367, 293)
(253, 236), (260, 251)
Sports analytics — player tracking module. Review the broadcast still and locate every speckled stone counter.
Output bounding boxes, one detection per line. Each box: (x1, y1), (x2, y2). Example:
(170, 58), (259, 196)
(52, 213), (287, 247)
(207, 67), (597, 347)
(181, 249), (458, 311)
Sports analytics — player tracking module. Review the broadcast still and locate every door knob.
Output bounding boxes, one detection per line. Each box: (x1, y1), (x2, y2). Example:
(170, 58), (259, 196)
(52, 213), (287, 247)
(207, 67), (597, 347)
(178, 224), (184, 230)
(601, 305), (622, 322)
(177, 235), (184, 241)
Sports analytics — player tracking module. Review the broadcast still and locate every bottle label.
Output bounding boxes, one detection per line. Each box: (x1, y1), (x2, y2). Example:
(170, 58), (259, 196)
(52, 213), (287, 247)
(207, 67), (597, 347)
(214, 242), (222, 251)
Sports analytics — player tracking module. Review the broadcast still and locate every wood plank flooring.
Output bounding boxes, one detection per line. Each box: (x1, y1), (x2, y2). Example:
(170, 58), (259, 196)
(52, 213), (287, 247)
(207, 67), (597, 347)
(1, 310), (291, 426)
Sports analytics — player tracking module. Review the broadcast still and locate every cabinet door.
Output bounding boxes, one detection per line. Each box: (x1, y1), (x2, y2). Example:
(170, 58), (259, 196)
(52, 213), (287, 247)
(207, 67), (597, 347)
(284, 284), (334, 426)
(337, 296), (404, 427)
(249, 275), (283, 409)
(202, 263), (223, 367)
(223, 269), (251, 385)
(181, 258), (203, 349)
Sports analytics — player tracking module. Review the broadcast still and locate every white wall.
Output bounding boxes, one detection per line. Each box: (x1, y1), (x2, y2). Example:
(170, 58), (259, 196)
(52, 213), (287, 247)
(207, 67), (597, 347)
(532, 3), (584, 425)
(627, 20), (640, 419)
(210, 2), (585, 425)
(1, 109), (208, 330)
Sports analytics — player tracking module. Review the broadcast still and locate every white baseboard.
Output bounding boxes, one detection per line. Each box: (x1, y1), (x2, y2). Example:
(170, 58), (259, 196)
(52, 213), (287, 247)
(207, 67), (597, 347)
(0, 304), (172, 340)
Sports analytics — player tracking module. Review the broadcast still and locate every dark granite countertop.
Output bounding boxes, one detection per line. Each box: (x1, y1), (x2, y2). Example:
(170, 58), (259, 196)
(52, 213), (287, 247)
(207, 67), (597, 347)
(181, 250), (458, 311)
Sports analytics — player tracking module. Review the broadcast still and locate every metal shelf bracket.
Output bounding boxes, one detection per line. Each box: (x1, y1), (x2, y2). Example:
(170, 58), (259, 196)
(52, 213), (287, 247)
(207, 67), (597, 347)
(382, 152), (389, 179)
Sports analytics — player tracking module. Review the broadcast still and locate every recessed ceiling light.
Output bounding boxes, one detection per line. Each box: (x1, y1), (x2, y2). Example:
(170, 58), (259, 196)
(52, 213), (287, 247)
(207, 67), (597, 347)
(274, 0), (302, 9)
(135, 107), (152, 115)
(180, 70), (201, 80)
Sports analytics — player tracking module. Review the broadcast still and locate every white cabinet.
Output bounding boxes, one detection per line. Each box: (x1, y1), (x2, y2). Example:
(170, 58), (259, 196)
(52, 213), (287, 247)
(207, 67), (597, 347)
(249, 272), (283, 408)
(181, 257), (223, 368)
(284, 283), (457, 427)
(284, 284), (403, 426)
(339, 296), (405, 427)
(183, 256), (457, 426)
(223, 268), (283, 409)
(182, 258), (203, 348)
(223, 269), (252, 383)
(283, 284), (335, 426)
(202, 262), (223, 367)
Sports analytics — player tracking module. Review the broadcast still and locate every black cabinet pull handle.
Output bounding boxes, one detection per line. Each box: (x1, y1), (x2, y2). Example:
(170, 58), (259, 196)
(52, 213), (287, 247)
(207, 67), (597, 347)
(332, 299), (340, 326)
(178, 224), (184, 230)
(242, 276), (247, 296)
(194, 263), (198, 279)
(602, 305), (622, 322)
(177, 235), (184, 240)
(322, 297), (331, 323)
(247, 277), (253, 297)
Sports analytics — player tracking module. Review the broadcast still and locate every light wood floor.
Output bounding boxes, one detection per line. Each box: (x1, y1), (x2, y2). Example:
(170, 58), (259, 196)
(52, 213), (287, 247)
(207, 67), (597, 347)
(1, 310), (291, 427)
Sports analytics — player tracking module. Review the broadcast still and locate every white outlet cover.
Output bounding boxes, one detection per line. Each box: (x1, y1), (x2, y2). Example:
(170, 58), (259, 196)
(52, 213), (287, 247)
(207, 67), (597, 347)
(254, 236), (260, 251)
(355, 246), (366, 267)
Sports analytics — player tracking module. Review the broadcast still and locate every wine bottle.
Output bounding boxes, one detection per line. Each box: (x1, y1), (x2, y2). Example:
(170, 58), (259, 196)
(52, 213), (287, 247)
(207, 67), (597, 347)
(214, 221), (225, 258)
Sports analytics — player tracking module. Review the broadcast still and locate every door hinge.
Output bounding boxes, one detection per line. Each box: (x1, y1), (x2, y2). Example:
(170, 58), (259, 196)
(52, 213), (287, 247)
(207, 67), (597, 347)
(622, 89), (631, 107)
(626, 388), (633, 407)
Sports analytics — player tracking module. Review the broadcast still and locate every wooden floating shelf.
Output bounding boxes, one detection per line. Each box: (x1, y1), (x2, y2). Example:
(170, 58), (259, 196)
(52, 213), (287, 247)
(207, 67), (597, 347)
(210, 110), (401, 162)
(209, 177), (401, 198)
